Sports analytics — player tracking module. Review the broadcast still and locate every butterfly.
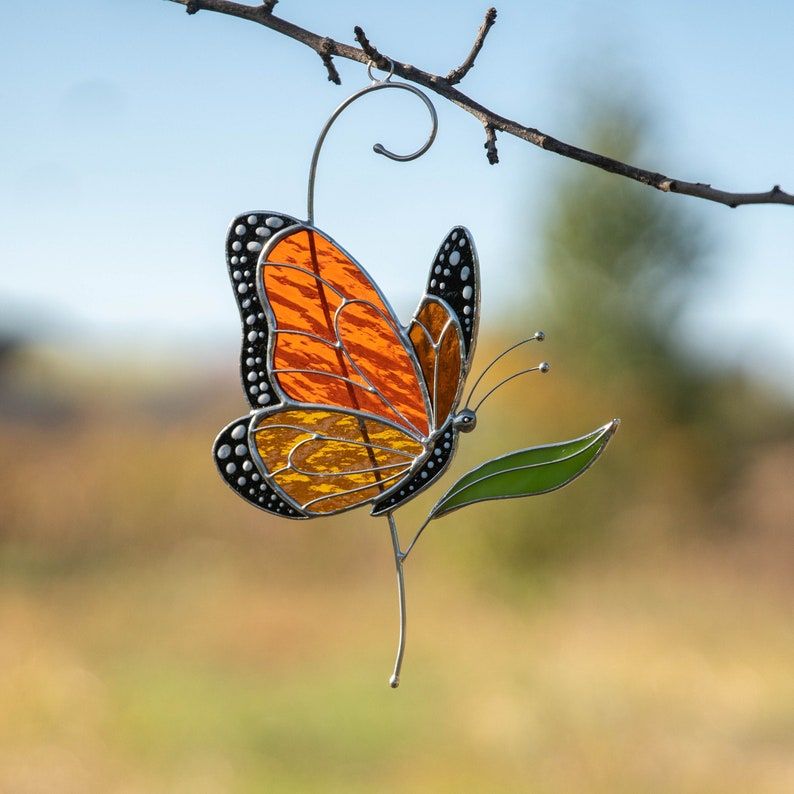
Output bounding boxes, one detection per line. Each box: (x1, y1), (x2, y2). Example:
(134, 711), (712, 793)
(212, 212), (480, 519)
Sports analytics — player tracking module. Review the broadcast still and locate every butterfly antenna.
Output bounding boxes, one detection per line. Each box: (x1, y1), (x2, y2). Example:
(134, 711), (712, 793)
(471, 362), (551, 414)
(465, 331), (545, 409)
(387, 513), (407, 689)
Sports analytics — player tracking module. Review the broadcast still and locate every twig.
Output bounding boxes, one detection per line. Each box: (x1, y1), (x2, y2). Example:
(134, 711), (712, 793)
(447, 7), (497, 85)
(319, 38), (341, 85)
(483, 122), (499, 164)
(353, 25), (388, 70)
(163, 0), (794, 208)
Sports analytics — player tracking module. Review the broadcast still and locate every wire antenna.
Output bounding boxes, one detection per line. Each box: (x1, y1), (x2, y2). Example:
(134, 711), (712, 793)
(471, 362), (550, 413)
(465, 331), (545, 408)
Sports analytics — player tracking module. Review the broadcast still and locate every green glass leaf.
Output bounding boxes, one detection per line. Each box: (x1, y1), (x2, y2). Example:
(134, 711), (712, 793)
(430, 419), (620, 519)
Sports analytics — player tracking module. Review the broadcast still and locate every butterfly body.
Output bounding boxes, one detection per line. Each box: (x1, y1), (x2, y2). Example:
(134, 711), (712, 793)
(213, 211), (480, 519)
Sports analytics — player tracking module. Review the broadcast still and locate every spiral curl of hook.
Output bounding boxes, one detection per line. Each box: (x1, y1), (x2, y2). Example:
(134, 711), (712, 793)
(306, 60), (438, 224)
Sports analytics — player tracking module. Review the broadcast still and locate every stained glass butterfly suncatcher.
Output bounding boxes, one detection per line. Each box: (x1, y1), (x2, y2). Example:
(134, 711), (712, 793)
(213, 65), (618, 687)
(215, 217), (479, 518)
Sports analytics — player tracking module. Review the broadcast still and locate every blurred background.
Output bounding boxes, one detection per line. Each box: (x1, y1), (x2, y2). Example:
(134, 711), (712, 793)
(2, 1), (794, 791)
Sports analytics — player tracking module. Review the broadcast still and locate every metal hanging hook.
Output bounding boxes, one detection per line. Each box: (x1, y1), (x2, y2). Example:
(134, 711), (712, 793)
(367, 58), (395, 83)
(306, 59), (438, 224)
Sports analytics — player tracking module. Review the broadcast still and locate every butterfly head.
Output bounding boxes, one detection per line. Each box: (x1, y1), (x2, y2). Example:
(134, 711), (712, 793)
(452, 408), (477, 433)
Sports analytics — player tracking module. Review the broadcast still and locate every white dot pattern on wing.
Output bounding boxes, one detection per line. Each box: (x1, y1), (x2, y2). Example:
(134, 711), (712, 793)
(226, 212), (300, 411)
(424, 227), (477, 343)
(213, 418), (301, 517)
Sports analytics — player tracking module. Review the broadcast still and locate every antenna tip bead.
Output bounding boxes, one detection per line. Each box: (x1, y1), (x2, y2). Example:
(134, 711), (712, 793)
(534, 330), (545, 342)
(539, 361), (551, 373)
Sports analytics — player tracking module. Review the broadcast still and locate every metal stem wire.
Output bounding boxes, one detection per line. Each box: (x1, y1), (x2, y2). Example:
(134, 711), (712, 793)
(399, 515), (432, 562)
(306, 63), (438, 225)
(387, 512), (407, 688)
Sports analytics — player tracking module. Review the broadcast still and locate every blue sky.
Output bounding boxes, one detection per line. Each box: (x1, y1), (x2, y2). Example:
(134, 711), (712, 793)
(1, 1), (793, 392)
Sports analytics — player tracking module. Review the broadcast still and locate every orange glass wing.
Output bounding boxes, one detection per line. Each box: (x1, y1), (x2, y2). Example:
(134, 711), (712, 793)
(261, 227), (430, 438)
(252, 407), (425, 515)
(408, 298), (464, 429)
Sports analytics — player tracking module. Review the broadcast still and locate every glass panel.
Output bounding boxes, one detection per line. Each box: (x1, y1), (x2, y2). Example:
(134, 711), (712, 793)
(263, 227), (430, 437)
(432, 421), (618, 517)
(253, 408), (425, 515)
(267, 229), (391, 318)
(337, 301), (429, 435)
(409, 298), (463, 427)
(422, 226), (478, 355)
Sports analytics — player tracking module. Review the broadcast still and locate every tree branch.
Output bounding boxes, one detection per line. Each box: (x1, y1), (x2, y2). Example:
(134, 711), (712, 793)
(447, 7), (497, 85)
(164, 0), (794, 209)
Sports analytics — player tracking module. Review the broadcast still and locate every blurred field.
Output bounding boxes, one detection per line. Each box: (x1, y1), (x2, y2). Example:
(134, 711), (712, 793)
(3, 85), (794, 792)
(2, 347), (794, 794)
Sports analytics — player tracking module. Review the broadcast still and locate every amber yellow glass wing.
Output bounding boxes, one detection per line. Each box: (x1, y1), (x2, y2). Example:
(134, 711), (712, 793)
(253, 408), (425, 515)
